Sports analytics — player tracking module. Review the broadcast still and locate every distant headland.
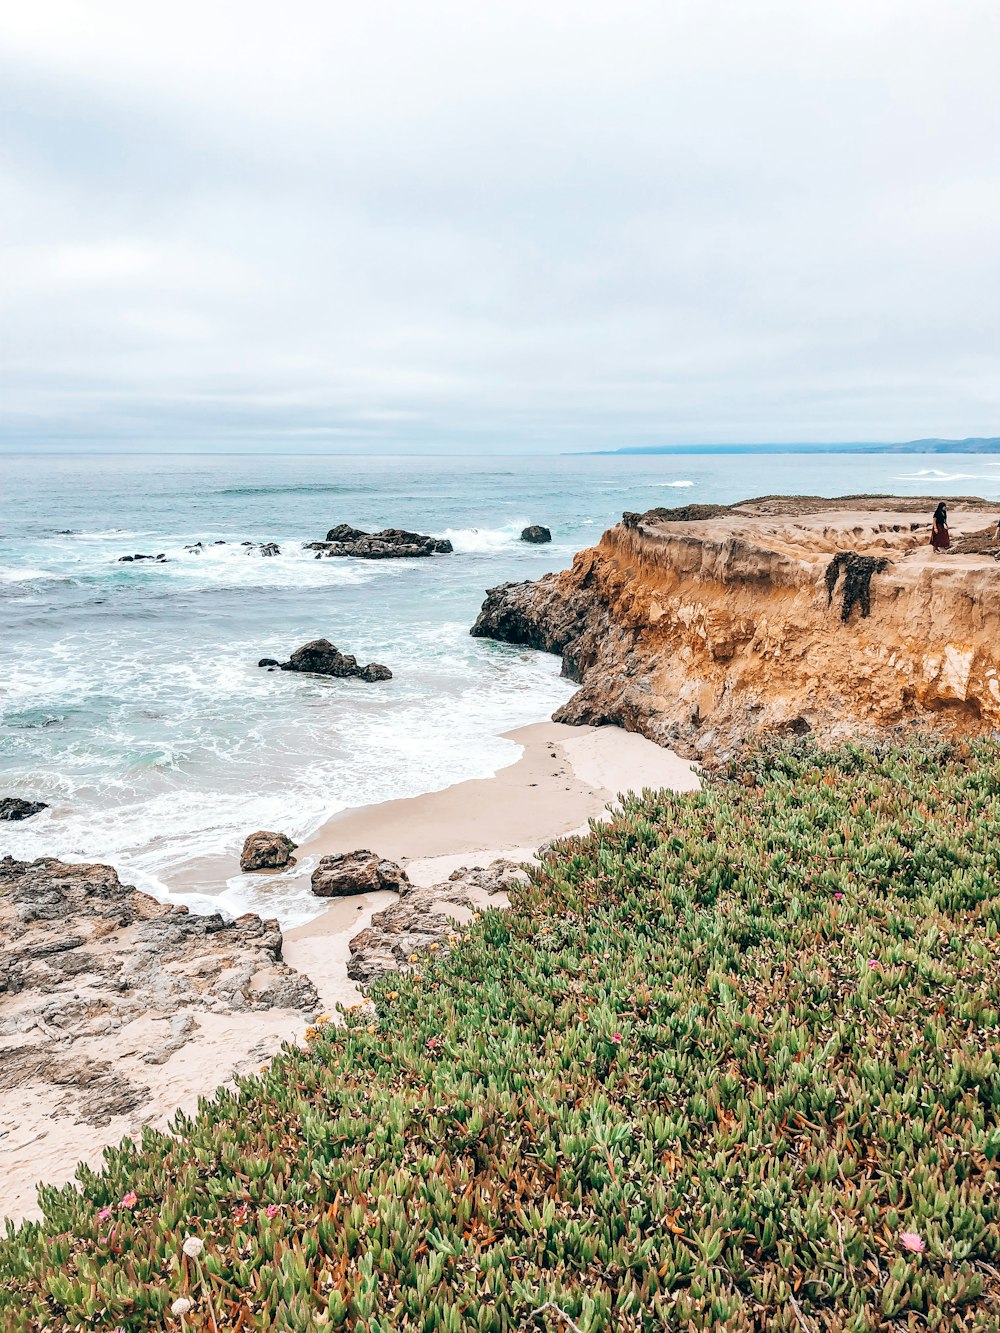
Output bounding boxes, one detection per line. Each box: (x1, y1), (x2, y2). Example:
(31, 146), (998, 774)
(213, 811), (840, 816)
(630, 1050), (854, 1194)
(580, 436), (1000, 455)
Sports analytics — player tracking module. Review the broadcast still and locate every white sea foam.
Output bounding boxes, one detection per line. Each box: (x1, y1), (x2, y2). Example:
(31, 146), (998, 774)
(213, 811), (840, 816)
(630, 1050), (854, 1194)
(0, 563), (53, 584)
(435, 521), (530, 553)
(651, 480), (695, 488)
(893, 470), (987, 482)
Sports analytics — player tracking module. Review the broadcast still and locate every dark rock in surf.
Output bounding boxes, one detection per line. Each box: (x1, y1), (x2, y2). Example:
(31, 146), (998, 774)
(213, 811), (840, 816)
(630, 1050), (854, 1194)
(326, 524), (369, 543)
(240, 830), (297, 872)
(358, 662), (393, 682)
(0, 798), (49, 821)
(521, 525), (552, 544)
(258, 657), (281, 668)
(307, 526), (453, 559)
(272, 639), (393, 682)
(311, 850), (409, 898)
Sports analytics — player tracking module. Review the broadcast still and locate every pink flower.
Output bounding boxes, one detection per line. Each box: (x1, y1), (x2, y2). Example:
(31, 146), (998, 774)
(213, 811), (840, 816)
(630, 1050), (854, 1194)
(232, 1203), (248, 1223)
(834, 893), (843, 900)
(426, 1035), (442, 1050)
(611, 1033), (623, 1044)
(867, 959), (878, 969)
(120, 1191), (137, 1209)
(265, 1203), (280, 1219)
(97, 1207), (113, 1221)
(900, 1231), (925, 1253)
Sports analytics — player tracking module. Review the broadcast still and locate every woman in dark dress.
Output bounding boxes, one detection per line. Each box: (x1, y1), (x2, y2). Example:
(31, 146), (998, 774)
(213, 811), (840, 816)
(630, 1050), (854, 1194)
(930, 501), (950, 551)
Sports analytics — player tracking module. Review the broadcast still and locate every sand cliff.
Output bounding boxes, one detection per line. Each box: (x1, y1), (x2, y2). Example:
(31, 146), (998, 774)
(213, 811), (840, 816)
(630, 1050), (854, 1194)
(472, 495), (1000, 763)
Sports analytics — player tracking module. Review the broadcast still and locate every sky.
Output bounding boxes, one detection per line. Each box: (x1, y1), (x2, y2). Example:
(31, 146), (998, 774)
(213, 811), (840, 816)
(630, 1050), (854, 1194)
(1, 1), (999, 454)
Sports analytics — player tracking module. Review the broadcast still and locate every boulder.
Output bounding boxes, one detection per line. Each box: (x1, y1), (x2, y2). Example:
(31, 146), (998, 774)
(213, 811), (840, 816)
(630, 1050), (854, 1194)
(359, 662), (393, 682)
(258, 542), (281, 557)
(272, 639), (392, 681)
(521, 525), (552, 544)
(240, 830), (297, 872)
(0, 797), (48, 821)
(258, 657), (281, 668)
(311, 850), (409, 898)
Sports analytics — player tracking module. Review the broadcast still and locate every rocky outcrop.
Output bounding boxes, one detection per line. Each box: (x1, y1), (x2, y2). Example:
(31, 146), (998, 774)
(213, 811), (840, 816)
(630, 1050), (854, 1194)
(263, 639), (393, 681)
(521, 525), (552, 544)
(0, 798), (48, 821)
(0, 857), (317, 1121)
(472, 495), (1000, 764)
(240, 831), (297, 872)
(117, 553), (167, 563)
(347, 861), (524, 983)
(311, 850), (410, 898)
(306, 526), (452, 559)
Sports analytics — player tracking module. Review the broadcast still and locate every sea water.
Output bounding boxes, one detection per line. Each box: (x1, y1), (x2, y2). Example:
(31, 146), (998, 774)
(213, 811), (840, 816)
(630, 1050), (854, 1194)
(3, 450), (998, 919)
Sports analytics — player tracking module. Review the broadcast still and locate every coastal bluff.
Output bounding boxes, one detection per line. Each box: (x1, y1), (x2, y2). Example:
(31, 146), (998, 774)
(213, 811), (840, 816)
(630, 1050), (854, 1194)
(473, 495), (1000, 763)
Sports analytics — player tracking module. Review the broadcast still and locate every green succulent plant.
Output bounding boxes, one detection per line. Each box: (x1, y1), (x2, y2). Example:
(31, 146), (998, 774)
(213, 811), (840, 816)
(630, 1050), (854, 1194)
(0, 738), (997, 1330)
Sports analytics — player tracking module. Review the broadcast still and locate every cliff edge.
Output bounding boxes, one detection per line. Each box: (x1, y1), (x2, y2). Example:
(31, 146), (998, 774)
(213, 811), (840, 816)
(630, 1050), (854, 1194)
(472, 495), (1000, 763)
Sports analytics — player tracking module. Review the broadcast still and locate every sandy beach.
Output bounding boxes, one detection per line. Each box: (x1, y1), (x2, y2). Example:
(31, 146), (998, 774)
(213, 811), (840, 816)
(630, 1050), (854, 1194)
(2, 722), (698, 1225)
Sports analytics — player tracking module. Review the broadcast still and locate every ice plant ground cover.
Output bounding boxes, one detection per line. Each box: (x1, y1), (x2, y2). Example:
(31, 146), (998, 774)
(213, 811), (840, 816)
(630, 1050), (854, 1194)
(1, 740), (998, 1331)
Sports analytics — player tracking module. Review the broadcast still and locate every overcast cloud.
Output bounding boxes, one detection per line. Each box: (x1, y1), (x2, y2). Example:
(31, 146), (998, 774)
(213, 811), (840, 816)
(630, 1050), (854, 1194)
(1, 0), (998, 453)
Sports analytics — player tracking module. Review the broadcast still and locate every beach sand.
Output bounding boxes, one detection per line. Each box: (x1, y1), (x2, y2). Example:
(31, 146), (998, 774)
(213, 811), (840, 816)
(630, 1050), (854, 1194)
(2, 722), (698, 1225)
(283, 723), (699, 1008)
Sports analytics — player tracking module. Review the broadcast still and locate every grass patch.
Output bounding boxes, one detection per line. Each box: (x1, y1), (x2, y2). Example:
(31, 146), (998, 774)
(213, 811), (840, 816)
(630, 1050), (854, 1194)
(1, 740), (998, 1331)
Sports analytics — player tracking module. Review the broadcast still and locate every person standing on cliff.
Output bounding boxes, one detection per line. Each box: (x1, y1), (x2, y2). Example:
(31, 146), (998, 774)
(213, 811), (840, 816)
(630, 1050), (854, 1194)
(931, 501), (950, 552)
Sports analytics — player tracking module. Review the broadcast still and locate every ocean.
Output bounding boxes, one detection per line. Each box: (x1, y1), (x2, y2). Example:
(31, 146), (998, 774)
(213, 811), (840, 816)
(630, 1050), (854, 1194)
(3, 450), (999, 921)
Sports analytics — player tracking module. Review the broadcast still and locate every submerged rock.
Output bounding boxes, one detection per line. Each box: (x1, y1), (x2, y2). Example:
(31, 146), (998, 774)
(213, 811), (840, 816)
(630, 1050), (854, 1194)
(0, 797), (48, 821)
(521, 525), (552, 544)
(267, 639), (393, 682)
(311, 850), (410, 898)
(240, 830), (298, 872)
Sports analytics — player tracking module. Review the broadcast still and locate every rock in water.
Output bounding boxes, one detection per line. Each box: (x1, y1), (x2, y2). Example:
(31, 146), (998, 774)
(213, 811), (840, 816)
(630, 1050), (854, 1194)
(240, 831), (298, 872)
(311, 850), (410, 898)
(307, 526), (453, 558)
(326, 523), (369, 543)
(272, 639), (392, 681)
(521, 525), (552, 543)
(0, 797), (48, 821)
(358, 662), (393, 682)
(258, 657), (281, 668)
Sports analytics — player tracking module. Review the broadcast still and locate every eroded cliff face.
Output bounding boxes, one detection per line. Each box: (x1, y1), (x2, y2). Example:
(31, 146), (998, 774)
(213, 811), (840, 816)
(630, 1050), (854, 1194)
(472, 496), (1000, 763)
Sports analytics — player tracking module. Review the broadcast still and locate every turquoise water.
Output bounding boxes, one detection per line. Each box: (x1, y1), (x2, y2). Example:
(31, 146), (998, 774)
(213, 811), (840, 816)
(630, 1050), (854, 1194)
(3, 451), (998, 919)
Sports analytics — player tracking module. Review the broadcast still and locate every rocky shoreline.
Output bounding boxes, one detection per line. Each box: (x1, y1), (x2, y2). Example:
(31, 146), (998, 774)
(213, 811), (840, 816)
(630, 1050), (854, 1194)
(472, 494), (1000, 763)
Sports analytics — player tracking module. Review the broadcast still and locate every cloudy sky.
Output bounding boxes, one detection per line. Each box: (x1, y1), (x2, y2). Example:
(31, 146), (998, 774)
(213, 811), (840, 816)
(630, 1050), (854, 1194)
(2, 1), (998, 453)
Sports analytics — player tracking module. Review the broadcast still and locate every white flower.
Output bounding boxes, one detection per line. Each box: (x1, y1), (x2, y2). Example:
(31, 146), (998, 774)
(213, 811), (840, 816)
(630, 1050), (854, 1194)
(171, 1297), (193, 1315)
(182, 1236), (204, 1258)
